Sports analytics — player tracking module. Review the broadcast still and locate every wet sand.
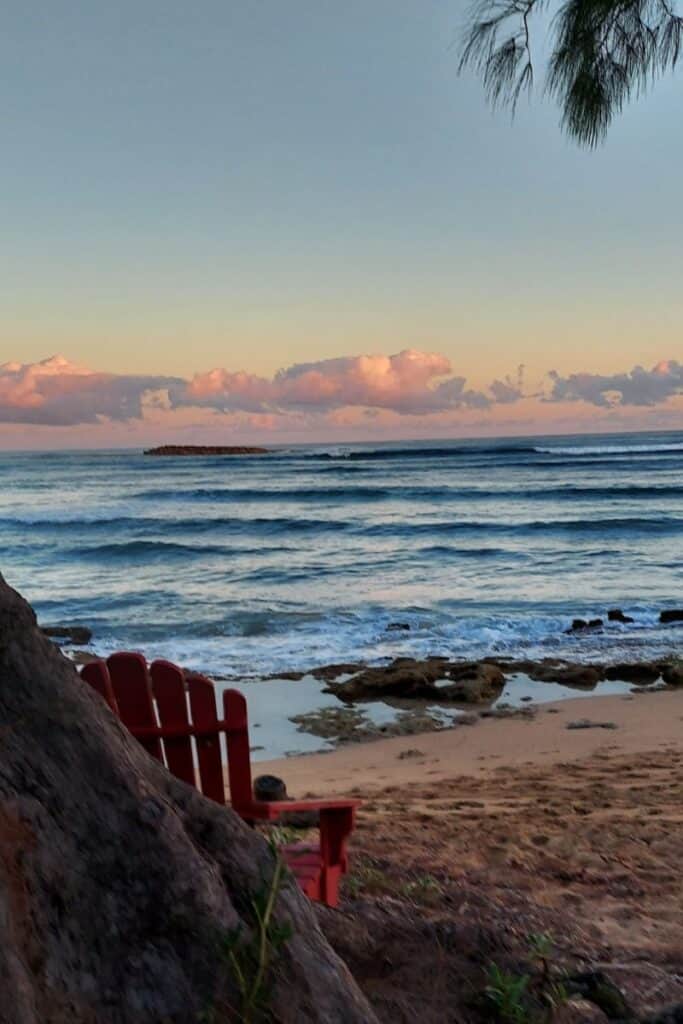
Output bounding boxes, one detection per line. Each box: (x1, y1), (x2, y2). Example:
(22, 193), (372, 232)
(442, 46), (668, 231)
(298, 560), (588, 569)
(257, 688), (683, 796)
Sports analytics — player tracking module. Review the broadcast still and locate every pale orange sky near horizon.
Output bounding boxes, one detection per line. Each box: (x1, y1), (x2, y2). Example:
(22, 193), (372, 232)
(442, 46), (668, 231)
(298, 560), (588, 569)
(1, 2), (682, 445)
(0, 350), (680, 449)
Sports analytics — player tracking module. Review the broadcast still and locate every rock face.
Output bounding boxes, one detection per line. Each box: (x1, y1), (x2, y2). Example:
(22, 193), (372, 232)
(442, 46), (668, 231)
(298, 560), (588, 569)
(0, 575), (376, 1024)
(144, 445), (269, 456)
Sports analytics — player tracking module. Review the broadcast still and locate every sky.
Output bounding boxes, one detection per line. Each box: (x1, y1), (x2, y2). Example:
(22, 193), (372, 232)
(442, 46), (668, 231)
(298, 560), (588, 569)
(1, 0), (681, 447)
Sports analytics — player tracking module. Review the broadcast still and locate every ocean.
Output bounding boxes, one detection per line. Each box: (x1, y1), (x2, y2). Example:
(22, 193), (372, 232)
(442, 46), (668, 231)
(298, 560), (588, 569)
(1, 430), (682, 679)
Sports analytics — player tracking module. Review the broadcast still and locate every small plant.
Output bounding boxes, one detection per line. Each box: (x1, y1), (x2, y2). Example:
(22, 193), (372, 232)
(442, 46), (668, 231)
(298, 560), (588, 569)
(342, 860), (391, 899)
(542, 980), (569, 1018)
(527, 932), (554, 980)
(400, 873), (443, 904)
(220, 844), (292, 1023)
(485, 963), (530, 1023)
(266, 823), (303, 848)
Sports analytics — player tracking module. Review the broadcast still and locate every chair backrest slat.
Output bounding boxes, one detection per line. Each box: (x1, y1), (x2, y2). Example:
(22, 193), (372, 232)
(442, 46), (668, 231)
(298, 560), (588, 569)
(107, 652), (163, 762)
(223, 689), (253, 814)
(81, 660), (119, 714)
(187, 674), (226, 804)
(150, 660), (195, 787)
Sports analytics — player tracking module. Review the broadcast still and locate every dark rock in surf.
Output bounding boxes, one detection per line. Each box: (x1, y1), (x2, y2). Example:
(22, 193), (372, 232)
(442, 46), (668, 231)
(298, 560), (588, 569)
(42, 624), (92, 645)
(310, 663), (366, 681)
(386, 622), (410, 631)
(660, 609), (683, 623)
(662, 662), (683, 686)
(607, 608), (634, 624)
(566, 618), (604, 634)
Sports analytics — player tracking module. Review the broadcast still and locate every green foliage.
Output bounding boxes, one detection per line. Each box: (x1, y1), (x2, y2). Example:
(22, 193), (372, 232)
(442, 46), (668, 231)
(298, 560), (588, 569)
(343, 862), (390, 899)
(527, 932), (554, 980)
(459, 0), (683, 145)
(265, 823), (304, 848)
(485, 963), (531, 1023)
(400, 873), (444, 904)
(216, 845), (293, 1023)
(542, 980), (570, 1017)
(483, 933), (569, 1023)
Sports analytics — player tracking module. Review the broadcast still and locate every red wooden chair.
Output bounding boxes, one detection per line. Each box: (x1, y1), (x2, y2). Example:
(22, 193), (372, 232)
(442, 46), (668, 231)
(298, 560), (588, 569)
(81, 652), (359, 907)
(80, 659), (119, 715)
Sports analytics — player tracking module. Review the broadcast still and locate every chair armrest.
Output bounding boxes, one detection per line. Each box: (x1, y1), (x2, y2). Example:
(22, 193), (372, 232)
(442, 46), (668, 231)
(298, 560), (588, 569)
(242, 799), (358, 873)
(241, 798), (360, 821)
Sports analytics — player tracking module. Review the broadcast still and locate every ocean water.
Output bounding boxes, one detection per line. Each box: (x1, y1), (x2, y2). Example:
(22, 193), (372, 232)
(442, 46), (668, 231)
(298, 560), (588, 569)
(1, 431), (682, 678)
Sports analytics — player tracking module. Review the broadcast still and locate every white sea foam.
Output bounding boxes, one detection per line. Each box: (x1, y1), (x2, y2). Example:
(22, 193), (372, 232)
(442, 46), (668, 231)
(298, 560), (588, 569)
(535, 442), (683, 456)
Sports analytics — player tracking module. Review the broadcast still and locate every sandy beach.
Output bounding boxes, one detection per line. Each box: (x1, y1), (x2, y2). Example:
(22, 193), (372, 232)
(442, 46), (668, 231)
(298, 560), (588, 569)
(255, 689), (683, 1020)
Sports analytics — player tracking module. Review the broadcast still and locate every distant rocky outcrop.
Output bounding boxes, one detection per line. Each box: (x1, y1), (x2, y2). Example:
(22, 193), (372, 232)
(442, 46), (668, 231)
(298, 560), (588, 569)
(144, 445), (270, 456)
(0, 574), (375, 1024)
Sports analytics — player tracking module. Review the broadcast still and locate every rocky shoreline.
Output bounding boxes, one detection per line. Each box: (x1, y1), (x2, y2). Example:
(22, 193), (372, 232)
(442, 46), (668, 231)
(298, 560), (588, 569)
(271, 652), (683, 699)
(46, 613), (682, 750)
(269, 652), (682, 747)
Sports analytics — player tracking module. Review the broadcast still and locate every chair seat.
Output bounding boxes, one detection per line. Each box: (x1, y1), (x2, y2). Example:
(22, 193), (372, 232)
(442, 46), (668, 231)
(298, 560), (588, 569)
(282, 843), (323, 896)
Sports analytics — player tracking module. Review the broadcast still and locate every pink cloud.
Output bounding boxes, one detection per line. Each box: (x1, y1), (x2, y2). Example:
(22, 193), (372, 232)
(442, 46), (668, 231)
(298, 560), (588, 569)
(546, 360), (683, 407)
(181, 349), (493, 414)
(0, 355), (181, 426)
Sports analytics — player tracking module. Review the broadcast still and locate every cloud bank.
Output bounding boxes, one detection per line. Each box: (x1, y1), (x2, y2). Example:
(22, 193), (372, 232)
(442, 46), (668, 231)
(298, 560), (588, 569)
(0, 352), (681, 432)
(546, 360), (683, 407)
(182, 350), (497, 414)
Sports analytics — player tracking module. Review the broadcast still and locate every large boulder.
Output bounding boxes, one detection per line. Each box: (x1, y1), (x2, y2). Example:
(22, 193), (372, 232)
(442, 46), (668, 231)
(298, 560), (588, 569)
(662, 661), (683, 687)
(41, 624), (93, 645)
(438, 663), (506, 703)
(604, 662), (661, 684)
(0, 575), (376, 1024)
(326, 660), (442, 702)
(541, 666), (603, 688)
(325, 659), (505, 704)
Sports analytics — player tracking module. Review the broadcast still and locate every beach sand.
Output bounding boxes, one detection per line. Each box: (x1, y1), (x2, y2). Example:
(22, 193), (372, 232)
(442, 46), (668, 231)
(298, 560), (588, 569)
(256, 689), (683, 1020)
